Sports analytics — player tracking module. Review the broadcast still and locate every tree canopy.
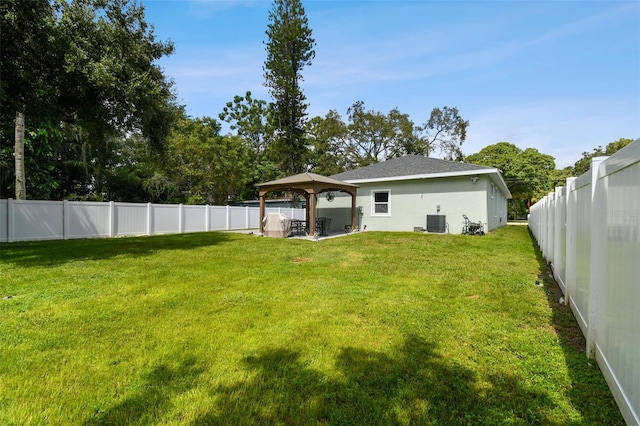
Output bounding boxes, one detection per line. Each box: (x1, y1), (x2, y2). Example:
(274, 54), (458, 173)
(303, 102), (468, 174)
(0, 0), (178, 200)
(420, 106), (468, 161)
(572, 137), (634, 176)
(466, 142), (557, 218)
(161, 117), (250, 205)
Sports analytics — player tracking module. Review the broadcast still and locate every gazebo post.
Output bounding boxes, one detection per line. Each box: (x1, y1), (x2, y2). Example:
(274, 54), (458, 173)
(259, 191), (266, 235)
(304, 193), (310, 231)
(308, 191), (316, 237)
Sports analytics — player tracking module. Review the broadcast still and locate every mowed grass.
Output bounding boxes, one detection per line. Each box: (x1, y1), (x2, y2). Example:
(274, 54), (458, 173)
(0, 227), (623, 425)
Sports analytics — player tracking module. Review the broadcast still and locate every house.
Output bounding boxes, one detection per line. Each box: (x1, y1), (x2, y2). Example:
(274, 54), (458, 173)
(316, 155), (512, 234)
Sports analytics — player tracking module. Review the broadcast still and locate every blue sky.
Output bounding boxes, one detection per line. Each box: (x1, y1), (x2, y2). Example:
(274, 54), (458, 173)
(142, 0), (640, 169)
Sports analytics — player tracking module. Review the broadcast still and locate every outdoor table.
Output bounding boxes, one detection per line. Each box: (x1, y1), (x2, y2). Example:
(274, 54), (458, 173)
(290, 219), (307, 236)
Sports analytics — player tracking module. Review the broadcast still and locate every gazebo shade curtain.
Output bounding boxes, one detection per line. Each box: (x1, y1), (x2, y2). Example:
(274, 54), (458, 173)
(256, 172), (358, 237)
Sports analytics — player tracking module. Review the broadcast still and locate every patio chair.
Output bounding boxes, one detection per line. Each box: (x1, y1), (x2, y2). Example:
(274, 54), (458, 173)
(323, 218), (331, 235)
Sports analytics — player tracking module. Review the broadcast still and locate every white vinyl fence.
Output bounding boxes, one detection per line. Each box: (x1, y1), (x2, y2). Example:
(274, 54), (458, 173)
(529, 138), (640, 426)
(0, 200), (305, 243)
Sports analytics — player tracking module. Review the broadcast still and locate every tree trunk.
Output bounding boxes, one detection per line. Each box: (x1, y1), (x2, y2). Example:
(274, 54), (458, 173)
(15, 112), (26, 200)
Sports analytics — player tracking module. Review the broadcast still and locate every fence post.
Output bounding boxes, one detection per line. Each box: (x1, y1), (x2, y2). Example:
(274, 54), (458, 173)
(7, 198), (14, 243)
(245, 206), (250, 229)
(147, 203), (153, 236)
(206, 205), (210, 232)
(63, 200), (70, 240)
(178, 204), (184, 233)
(226, 205), (230, 230)
(587, 156), (608, 358)
(109, 201), (116, 237)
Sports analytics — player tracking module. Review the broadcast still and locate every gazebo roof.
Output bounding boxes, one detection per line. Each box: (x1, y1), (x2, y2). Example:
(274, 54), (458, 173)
(257, 172), (358, 194)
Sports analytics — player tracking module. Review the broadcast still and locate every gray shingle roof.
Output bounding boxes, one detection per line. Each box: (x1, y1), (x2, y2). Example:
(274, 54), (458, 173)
(331, 155), (491, 181)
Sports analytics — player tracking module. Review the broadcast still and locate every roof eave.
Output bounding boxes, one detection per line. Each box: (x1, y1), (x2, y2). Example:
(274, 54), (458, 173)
(341, 168), (495, 184)
(342, 168), (513, 199)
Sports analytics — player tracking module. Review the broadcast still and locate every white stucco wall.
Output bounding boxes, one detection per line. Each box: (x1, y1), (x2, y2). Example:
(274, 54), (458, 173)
(485, 177), (508, 231)
(317, 175), (507, 234)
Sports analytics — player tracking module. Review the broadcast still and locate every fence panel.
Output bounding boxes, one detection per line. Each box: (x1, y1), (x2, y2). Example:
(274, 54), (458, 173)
(0, 199), (7, 242)
(67, 201), (111, 239)
(528, 200), (540, 243)
(544, 192), (555, 261)
(529, 139), (640, 426)
(553, 187), (567, 292)
(209, 206), (228, 231)
(596, 142), (640, 425)
(573, 174), (592, 336)
(183, 205), (207, 233)
(1, 200), (307, 242)
(248, 206), (261, 228)
(11, 200), (64, 241)
(114, 203), (148, 236)
(153, 204), (180, 234)
(565, 177), (578, 327)
(228, 206), (247, 230)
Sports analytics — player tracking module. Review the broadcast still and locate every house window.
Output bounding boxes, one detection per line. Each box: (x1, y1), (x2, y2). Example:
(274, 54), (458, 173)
(372, 190), (390, 216)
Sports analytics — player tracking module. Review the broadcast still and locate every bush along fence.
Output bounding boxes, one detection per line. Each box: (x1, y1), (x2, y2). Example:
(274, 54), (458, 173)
(0, 200), (306, 243)
(529, 138), (640, 426)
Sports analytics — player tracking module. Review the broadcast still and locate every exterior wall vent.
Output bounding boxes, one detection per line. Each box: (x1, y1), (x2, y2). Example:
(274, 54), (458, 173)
(426, 215), (446, 233)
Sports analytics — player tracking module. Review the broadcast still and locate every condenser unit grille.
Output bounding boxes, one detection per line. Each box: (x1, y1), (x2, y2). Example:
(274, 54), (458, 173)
(426, 215), (446, 233)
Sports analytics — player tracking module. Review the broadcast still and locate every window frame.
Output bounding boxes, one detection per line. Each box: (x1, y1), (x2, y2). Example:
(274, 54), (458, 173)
(371, 189), (391, 217)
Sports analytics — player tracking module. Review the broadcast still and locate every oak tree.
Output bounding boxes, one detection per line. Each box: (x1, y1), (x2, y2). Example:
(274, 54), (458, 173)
(305, 109), (349, 175)
(0, 0), (178, 200)
(466, 142), (556, 218)
(419, 106), (469, 160)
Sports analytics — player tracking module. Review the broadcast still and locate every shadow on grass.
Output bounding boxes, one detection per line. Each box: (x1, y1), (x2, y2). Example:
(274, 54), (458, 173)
(0, 232), (230, 268)
(526, 228), (624, 425)
(193, 335), (552, 425)
(84, 354), (205, 425)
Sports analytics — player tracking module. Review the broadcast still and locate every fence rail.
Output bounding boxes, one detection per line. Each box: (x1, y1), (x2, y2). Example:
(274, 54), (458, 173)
(529, 138), (640, 426)
(0, 200), (305, 243)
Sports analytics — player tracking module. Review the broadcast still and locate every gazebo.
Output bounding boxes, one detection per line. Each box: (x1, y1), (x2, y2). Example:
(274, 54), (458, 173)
(257, 172), (359, 237)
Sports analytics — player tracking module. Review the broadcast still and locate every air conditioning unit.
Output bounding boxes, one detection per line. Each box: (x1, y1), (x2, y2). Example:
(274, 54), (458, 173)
(426, 215), (446, 233)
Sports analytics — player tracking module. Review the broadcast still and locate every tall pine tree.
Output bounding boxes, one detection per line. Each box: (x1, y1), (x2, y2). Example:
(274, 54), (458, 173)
(263, 0), (315, 175)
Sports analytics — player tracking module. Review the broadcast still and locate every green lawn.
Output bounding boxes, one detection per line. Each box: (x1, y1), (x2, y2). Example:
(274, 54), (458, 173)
(0, 227), (623, 425)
